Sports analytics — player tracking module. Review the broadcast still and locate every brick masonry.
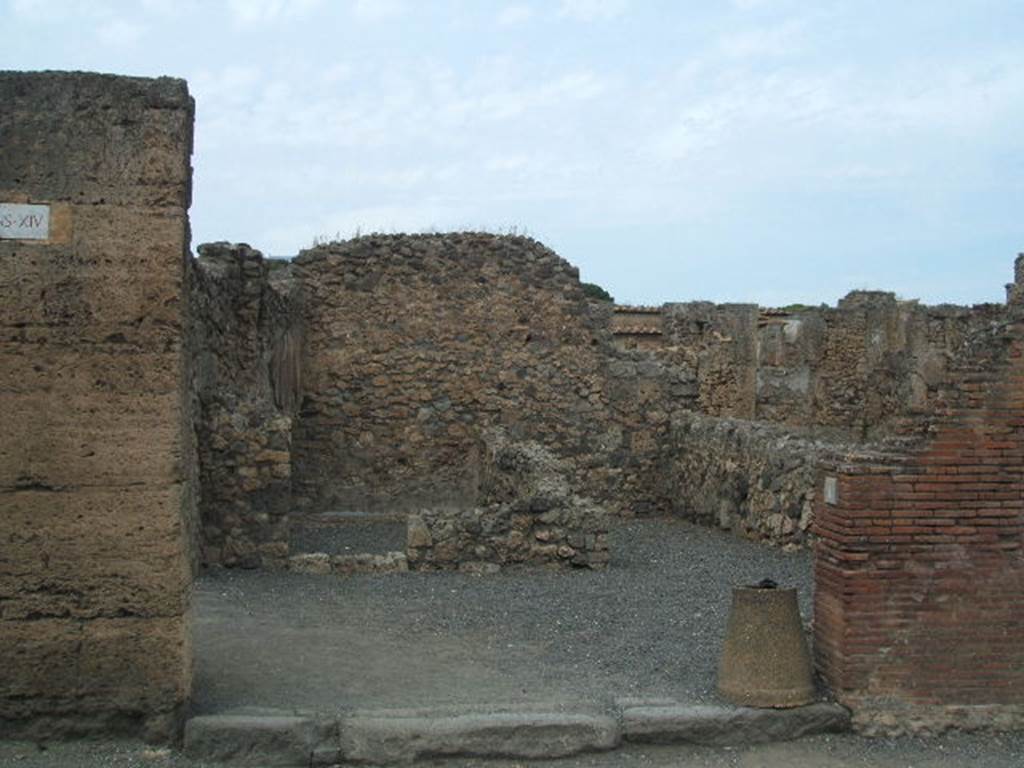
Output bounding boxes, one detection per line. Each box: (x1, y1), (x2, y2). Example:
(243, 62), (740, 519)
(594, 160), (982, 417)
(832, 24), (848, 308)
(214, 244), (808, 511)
(813, 314), (1024, 732)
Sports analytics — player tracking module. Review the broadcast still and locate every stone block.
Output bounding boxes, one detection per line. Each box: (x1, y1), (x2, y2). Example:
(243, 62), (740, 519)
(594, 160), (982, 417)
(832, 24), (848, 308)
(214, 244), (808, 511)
(184, 714), (317, 766)
(0, 206), (189, 331)
(0, 393), (183, 488)
(288, 553), (331, 574)
(0, 486), (190, 617)
(0, 617), (189, 732)
(0, 72), (193, 208)
(341, 709), (620, 763)
(620, 702), (851, 746)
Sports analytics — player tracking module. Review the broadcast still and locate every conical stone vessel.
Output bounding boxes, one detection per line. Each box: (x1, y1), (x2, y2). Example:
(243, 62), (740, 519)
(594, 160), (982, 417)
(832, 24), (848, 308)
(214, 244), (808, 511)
(717, 584), (815, 708)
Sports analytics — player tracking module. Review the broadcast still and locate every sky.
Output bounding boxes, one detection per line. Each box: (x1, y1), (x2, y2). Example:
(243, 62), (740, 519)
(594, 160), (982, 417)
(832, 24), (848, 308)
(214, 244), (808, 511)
(3, 0), (1023, 307)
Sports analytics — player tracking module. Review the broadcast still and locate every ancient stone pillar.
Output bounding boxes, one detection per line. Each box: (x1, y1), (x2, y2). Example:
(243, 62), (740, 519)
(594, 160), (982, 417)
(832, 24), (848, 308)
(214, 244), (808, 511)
(0, 72), (196, 740)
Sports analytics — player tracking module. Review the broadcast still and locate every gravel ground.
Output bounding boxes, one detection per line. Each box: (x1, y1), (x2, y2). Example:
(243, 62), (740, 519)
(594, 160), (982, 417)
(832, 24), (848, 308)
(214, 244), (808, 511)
(4, 732), (1024, 768)
(194, 518), (814, 714)
(7, 523), (1023, 767)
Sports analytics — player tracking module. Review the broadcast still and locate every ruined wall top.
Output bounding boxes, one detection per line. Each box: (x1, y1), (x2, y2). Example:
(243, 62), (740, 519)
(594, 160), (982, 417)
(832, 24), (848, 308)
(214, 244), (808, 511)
(299, 232), (578, 270)
(0, 71), (194, 209)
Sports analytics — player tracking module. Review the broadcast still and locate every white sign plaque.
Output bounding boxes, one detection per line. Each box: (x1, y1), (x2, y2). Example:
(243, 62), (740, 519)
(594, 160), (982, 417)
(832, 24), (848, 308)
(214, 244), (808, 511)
(0, 203), (50, 240)
(824, 476), (839, 505)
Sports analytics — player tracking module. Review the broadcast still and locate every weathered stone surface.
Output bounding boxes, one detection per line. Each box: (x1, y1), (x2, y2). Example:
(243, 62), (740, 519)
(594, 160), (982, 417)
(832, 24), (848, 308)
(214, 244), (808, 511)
(717, 587), (815, 708)
(341, 709), (621, 763)
(288, 553), (331, 574)
(330, 551), (408, 574)
(0, 71), (195, 739)
(850, 702), (1024, 737)
(184, 714), (318, 766)
(0, 617), (190, 741)
(0, 72), (193, 208)
(617, 293), (1008, 442)
(620, 702), (851, 745)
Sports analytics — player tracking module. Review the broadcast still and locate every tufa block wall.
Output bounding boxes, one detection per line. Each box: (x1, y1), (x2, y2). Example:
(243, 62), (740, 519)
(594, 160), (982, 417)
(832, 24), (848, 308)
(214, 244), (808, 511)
(0, 72), (196, 740)
(813, 317), (1024, 733)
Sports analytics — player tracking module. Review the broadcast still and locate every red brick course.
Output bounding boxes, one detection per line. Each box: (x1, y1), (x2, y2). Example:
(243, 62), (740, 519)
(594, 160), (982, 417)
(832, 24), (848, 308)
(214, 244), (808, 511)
(813, 322), (1024, 732)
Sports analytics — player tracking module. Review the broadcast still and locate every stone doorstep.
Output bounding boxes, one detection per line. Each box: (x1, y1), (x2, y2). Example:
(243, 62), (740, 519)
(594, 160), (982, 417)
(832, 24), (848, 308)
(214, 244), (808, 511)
(183, 701), (851, 766)
(287, 551), (409, 575)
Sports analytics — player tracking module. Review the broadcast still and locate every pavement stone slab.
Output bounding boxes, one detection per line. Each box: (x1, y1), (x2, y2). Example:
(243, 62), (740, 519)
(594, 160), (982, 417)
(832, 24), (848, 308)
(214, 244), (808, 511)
(340, 708), (622, 763)
(183, 714), (319, 766)
(620, 702), (851, 746)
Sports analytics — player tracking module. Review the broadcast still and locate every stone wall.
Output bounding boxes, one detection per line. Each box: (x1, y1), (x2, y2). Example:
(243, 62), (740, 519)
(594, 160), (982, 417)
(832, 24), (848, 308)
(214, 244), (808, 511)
(662, 302), (759, 418)
(193, 233), (1021, 558)
(0, 72), (196, 739)
(814, 313), (1024, 733)
(664, 413), (839, 547)
(616, 293), (1008, 441)
(801, 293), (1006, 440)
(189, 243), (300, 567)
(407, 429), (610, 571)
(291, 233), (684, 519)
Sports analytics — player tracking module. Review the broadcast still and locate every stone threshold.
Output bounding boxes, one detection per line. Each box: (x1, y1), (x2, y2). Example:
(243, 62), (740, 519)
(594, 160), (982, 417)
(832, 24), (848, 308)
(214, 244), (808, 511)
(184, 699), (851, 765)
(286, 550), (409, 575)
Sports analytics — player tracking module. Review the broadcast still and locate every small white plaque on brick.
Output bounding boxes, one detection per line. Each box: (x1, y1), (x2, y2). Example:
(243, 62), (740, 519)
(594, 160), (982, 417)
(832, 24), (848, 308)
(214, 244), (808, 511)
(824, 476), (838, 505)
(0, 203), (50, 240)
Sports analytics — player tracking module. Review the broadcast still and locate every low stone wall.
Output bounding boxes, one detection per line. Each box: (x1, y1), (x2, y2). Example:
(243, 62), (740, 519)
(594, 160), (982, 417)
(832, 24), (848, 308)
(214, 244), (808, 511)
(407, 431), (610, 570)
(665, 413), (842, 547)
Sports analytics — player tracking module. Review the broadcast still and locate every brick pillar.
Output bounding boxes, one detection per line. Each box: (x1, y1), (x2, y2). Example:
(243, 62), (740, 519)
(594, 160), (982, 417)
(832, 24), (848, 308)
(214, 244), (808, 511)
(0, 72), (196, 740)
(814, 324), (1024, 732)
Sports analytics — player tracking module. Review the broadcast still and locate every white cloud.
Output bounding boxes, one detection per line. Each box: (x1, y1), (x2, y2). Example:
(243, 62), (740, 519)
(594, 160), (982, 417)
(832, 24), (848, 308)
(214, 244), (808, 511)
(718, 19), (806, 59)
(497, 4), (533, 26)
(227, 0), (323, 23)
(558, 0), (628, 22)
(95, 19), (147, 47)
(351, 0), (406, 22)
(11, 0), (111, 22)
(478, 70), (609, 120)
